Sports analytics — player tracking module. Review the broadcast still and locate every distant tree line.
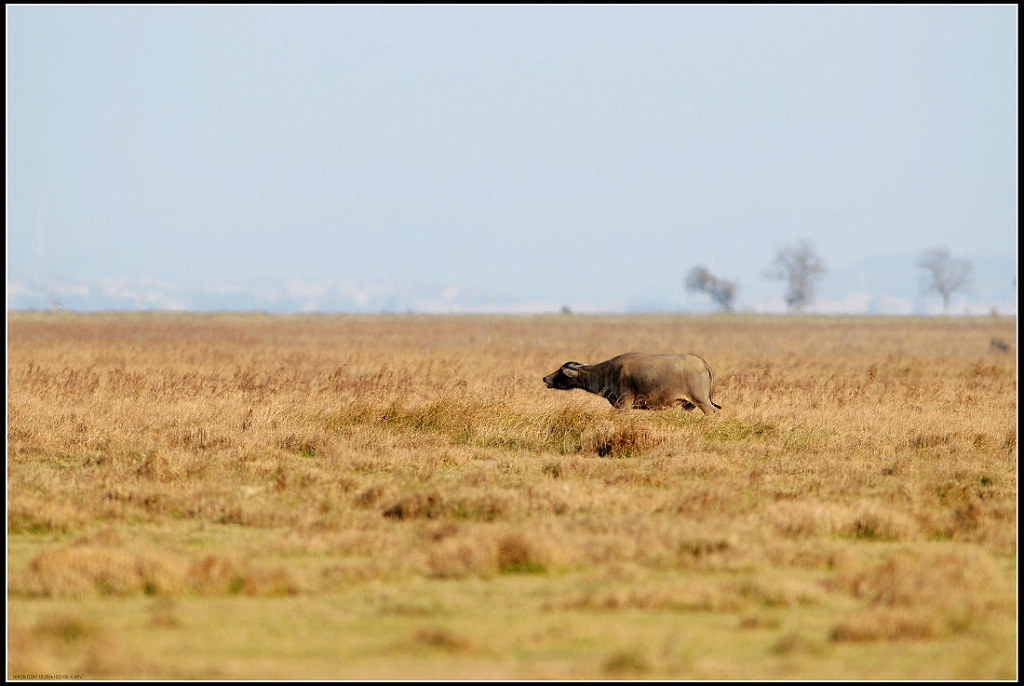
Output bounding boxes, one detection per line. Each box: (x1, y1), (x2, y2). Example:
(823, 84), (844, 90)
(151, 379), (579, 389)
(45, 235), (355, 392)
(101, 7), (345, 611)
(686, 240), (973, 314)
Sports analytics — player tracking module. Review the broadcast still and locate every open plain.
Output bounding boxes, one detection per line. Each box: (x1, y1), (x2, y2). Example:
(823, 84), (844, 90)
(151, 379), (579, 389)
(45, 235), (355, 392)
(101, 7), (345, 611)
(6, 311), (1017, 680)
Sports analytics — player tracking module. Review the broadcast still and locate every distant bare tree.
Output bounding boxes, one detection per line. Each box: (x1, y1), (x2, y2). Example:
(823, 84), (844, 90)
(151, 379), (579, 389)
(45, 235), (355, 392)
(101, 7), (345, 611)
(685, 266), (737, 312)
(918, 247), (971, 314)
(765, 239), (826, 312)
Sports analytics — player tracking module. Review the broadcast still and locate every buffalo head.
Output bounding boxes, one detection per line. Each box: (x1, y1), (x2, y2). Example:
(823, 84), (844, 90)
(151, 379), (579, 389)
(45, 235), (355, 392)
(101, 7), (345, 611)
(543, 361), (585, 389)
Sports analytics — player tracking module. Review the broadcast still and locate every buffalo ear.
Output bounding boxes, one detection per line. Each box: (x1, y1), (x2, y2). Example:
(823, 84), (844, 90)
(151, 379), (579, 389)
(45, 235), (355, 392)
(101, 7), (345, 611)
(562, 367), (579, 378)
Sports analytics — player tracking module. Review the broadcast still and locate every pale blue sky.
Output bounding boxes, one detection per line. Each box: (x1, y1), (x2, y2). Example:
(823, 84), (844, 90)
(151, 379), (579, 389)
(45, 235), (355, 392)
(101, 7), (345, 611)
(7, 5), (1018, 311)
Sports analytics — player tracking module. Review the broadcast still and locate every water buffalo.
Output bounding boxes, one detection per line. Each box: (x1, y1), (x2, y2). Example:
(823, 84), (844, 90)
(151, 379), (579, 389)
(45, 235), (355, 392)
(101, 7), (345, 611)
(543, 352), (722, 414)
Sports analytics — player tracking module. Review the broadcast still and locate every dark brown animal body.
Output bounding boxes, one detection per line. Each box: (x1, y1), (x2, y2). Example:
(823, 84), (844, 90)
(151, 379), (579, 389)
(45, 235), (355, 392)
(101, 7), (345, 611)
(543, 352), (722, 414)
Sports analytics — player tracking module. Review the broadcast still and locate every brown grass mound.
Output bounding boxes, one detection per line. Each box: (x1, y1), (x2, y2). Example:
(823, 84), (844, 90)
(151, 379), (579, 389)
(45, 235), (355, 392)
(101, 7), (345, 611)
(827, 549), (1011, 641)
(11, 544), (299, 598)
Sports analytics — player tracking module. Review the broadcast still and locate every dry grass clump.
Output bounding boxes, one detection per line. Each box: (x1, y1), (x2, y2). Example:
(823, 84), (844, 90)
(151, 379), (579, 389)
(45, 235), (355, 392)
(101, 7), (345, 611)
(579, 418), (667, 457)
(8, 496), (90, 535)
(14, 545), (188, 597)
(547, 582), (742, 614)
(15, 546), (300, 598)
(602, 646), (654, 676)
(421, 527), (555, 579)
(382, 489), (518, 523)
(826, 548), (1012, 641)
(10, 534), (300, 598)
(6, 312), (1017, 680)
(407, 625), (477, 653)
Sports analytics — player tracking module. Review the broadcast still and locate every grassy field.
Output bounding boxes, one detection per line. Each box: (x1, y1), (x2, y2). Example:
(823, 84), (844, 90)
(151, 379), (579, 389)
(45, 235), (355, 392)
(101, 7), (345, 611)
(6, 311), (1017, 680)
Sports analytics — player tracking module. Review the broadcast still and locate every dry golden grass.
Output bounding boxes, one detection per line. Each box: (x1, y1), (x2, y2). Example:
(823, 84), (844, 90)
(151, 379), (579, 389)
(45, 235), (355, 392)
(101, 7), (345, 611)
(6, 311), (1017, 679)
